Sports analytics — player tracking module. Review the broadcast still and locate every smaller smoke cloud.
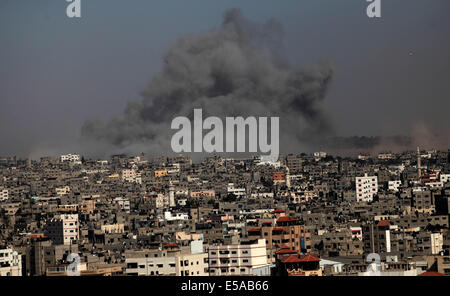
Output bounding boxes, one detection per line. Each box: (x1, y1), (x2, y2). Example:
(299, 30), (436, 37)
(317, 122), (450, 156)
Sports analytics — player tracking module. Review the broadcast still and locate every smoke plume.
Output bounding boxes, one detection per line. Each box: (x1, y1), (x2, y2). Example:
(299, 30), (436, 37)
(81, 8), (334, 157)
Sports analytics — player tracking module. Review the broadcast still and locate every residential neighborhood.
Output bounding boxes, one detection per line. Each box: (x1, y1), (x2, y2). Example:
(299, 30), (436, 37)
(1, 148), (449, 276)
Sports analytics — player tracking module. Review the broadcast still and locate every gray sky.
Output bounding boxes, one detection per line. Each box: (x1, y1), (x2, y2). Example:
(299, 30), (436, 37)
(1, 0), (450, 158)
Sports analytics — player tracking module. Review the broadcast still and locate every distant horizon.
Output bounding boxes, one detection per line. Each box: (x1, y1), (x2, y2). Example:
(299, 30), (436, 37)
(1, 145), (447, 162)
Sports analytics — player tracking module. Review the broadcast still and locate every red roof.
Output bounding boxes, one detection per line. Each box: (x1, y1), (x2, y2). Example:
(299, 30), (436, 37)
(299, 254), (321, 262)
(281, 254), (320, 263)
(272, 227), (284, 232)
(277, 216), (297, 223)
(163, 243), (178, 248)
(275, 247), (297, 254)
(274, 209), (285, 213)
(418, 271), (448, 276)
(248, 228), (261, 232)
(272, 173), (285, 181)
(377, 220), (390, 227)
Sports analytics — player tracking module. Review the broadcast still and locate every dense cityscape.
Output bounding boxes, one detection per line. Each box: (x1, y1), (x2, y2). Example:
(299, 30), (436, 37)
(1, 148), (449, 276)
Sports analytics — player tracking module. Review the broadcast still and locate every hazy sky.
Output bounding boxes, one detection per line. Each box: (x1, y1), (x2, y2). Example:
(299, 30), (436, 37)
(1, 0), (450, 158)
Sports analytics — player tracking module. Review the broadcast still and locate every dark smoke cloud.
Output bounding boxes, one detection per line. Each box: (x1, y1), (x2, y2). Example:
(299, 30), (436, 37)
(81, 8), (334, 157)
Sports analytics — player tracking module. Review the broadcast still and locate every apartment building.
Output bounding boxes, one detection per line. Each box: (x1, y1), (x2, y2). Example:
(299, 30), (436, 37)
(248, 216), (311, 261)
(44, 214), (79, 245)
(208, 239), (268, 276)
(60, 154), (81, 163)
(0, 188), (9, 201)
(122, 169), (142, 184)
(388, 180), (402, 192)
(227, 183), (246, 198)
(126, 256), (176, 276)
(176, 253), (209, 276)
(356, 174), (378, 202)
(0, 249), (22, 276)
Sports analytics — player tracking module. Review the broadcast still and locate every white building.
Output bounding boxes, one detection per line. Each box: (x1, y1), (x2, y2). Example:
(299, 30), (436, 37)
(426, 181), (444, 190)
(0, 188), (8, 201)
(126, 256), (176, 276)
(60, 154), (81, 163)
(101, 224), (125, 234)
(208, 239), (268, 276)
(55, 186), (71, 196)
(355, 174), (378, 202)
(313, 151), (327, 160)
(121, 169), (142, 184)
(378, 153), (394, 160)
(44, 214), (79, 245)
(350, 226), (363, 241)
(358, 153), (370, 160)
(431, 233), (443, 255)
(176, 253), (209, 276)
(150, 193), (168, 209)
(163, 211), (189, 222)
(388, 180), (402, 192)
(440, 174), (450, 184)
(320, 259), (346, 274)
(114, 197), (131, 213)
(227, 183), (246, 198)
(0, 249), (22, 276)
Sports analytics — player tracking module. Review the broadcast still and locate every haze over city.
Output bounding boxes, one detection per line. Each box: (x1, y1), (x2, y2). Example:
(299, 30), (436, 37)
(1, 0), (450, 159)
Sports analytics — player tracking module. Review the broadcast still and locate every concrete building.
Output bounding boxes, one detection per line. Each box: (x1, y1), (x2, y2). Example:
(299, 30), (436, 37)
(126, 256), (176, 276)
(208, 239), (268, 276)
(0, 249), (22, 276)
(176, 253), (209, 276)
(44, 214), (79, 245)
(60, 154), (81, 163)
(356, 174), (378, 202)
(0, 188), (9, 201)
(227, 183), (246, 198)
(122, 169), (142, 184)
(248, 216), (311, 261)
(388, 180), (402, 192)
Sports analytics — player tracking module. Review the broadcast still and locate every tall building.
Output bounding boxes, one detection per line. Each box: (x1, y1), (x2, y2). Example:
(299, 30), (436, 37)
(44, 214), (79, 245)
(0, 249), (22, 276)
(0, 187), (8, 201)
(363, 220), (392, 254)
(208, 239), (268, 276)
(356, 173), (378, 202)
(247, 215), (311, 262)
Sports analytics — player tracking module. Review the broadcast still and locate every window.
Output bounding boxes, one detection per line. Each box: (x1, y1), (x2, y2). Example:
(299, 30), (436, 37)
(127, 263), (138, 269)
